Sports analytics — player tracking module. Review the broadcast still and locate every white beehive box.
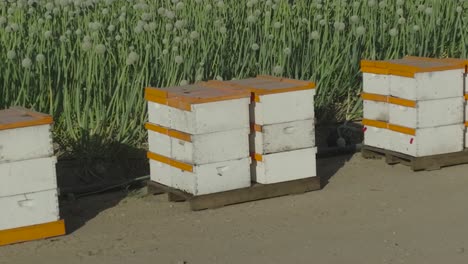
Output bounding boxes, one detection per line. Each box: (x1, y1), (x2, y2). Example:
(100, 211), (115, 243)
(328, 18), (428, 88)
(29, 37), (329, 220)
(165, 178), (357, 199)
(145, 83), (250, 134)
(148, 152), (251, 195)
(210, 76), (316, 125)
(0, 107), (53, 162)
(0, 156), (57, 197)
(362, 119), (391, 150)
(251, 119), (315, 155)
(0, 189), (60, 231)
(252, 148), (317, 184)
(146, 122), (249, 165)
(388, 124), (464, 157)
(388, 96), (464, 128)
(361, 93), (389, 122)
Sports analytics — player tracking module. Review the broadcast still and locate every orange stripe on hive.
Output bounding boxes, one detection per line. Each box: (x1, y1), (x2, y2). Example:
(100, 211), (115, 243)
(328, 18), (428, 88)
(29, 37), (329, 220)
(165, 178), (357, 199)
(465, 122), (468, 127)
(250, 153), (263, 162)
(388, 124), (416, 136)
(147, 151), (194, 172)
(361, 93), (388, 103)
(464, 94), (468, 101)
(362, 119), (388, 129)
(388, 97), (417, 108)
(145, 123), (192, 142)
(0, 220), (66, 247)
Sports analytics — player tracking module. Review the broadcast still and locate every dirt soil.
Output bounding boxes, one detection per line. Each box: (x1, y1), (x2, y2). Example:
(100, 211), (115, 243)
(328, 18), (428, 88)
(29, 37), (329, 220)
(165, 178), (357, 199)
(2, 153), (468, 264)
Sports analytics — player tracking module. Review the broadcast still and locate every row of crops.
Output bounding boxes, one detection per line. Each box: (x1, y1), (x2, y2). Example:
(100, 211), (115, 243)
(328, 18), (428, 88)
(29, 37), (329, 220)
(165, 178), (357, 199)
(1, 0), (467, 159)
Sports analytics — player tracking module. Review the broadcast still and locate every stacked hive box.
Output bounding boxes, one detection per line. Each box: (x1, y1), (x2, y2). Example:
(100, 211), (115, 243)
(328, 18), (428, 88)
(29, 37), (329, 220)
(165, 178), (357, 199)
(361, 56), (467, 157)
(145, 83), (252, 195)
(0, 107), (65, 246)
(208, 75), (317, 184)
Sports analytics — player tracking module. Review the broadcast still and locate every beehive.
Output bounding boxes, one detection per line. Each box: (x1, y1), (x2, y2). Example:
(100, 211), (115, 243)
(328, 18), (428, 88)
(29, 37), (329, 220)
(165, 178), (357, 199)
(145, 83), (252, 195)
(208, 76), (317, 184)
(361, 56), (467, 157)
(0, 107), (65, 246)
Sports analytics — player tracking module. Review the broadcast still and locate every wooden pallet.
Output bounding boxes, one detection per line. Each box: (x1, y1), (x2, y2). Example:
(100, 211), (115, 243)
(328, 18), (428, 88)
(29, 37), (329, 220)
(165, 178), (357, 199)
(361, 145), (468, 171)
(147, 177), (321, 211)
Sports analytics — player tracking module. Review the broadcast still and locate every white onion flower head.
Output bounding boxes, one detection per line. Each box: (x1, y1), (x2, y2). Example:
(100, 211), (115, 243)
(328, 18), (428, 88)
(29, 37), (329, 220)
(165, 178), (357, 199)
(265, 11), (271, 17)
(396, 8), (403, 15)
(367, 0), (375, 6)
(158, 7), (166, 15)
(141, 13), (152, 21)
(126, 51), (139, 65)
(175, 20), (185, 29)
(378, 1), (386, 8)
(353, 1), (360, 8)
(389, 28), (398, 36)
(165, 10), (175, 19)
(396, 0), (404, 5)
(217, 1), (225, 8)
(251, 43), (259, 51)
(5, 26), (12, 33)
(273, 22), (282, 29)
(179, 80), (188, 86)
(216, 75), (223, 81)
(45, 2), (54, 10)
(254, 9), (261, 16)
(246, 1), (253, 7)
(418, 4), (425, 11)
(108, 24), (115, 32)
(425, 7), (433, 15)
(205, 4), (212, 11)
(165, 23), (173, 31)
(44, 30), (52, 38)
(22, 57), (32, 68)
(174, 36), (182, 43)
(0, 16), (6, 25)
(247, 15), (256, 23)
(172, 46), (178, 52)
(319, 19), (326, 26)
(219, 26), (227, 34)
(175, 55), (184, 64)
(350, 15), (359, 24)
(7, 50), (16, 60)
(265, 0), (272, 6)
(412, 25), (420, 32)
(95, 44), (106, 54)
(356, 26), (366, 36)
(115, 35), (121, 41)
(162, 49), (168, 55)
(190, 31), (199, 39)
(398, 17), (406, 24)
(309, 31), (320, 40)
(102, 8), (109, 15)
(273, 65), (283, 75)
(59, 35), (67, 42)
(81, 41), (92, 51)
(134, 25), (143, 34)
(162, 38), (169, 44)
(334, 21), (345, 31)
(147, 22), (157, 31)
(456, 6), (463, 13)
(172, 0), (179, 3)
(10, 23), (19, 31)
(35, 53), (45, 63)
(176, 2), (184, 10)
(283, 47), (291, 56)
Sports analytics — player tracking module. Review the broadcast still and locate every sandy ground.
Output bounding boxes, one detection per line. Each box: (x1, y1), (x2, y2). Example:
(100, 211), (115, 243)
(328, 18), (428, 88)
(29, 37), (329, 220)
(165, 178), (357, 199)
(2, 153), (468, 264)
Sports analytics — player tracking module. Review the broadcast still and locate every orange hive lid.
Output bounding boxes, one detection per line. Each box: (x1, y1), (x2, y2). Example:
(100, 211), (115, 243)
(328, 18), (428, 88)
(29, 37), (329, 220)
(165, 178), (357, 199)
(0, 107), (53, 131)
(361, 57), (466, 77)
(207, 75), (315, 96)
(403, 56), (468, 73)
(145, 82), (250, 111)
